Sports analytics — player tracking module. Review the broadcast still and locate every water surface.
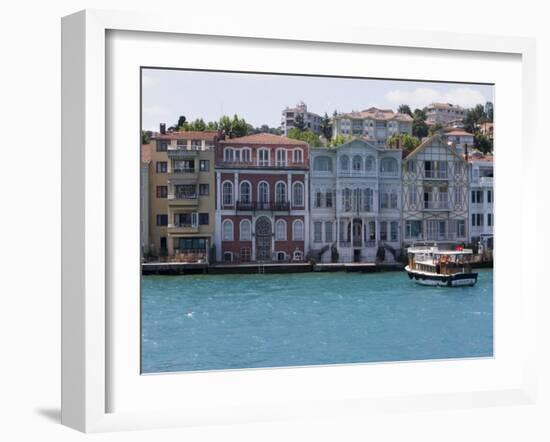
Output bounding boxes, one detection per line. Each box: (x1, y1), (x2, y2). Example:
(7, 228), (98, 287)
(141, 269), (493, 373)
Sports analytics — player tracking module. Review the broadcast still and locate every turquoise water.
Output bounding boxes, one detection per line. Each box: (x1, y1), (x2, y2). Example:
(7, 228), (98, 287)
(141, 269), (493, 373)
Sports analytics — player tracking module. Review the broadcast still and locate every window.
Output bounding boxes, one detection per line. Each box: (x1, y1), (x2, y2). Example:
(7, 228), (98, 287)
(199, 183), (209, 196)
(275, 182), (286, 203)
(380, 190), (389, 209)
(487, 190), (493, 203)
(156, 186), (167, 198)
(277, 252), (286, 262)
(471, 190), (483, 204)
(314, 221), (322, 242)
(223, 148), (234, 162)
(223, 252), (233, 262)
(380, 221), (388, 241)
(199, 160), (209, 171)
(368, 221), (376, 241)
(240, 182), (251, 204)
(406, 220), (422, 238)
(326, 191), (333, 208)
(406, 160), (415, 173)
(222, 181), (233, 206)
(293, 220), (304, 241)
(275, 220), (287, 240)
(352, 155), (362, 172)
(456, 219), (466, 237)
(342, 188), (352, 211)
(177, 238), (206, 252)
(313, 156), (333, 172)
(198, 213), (209, 225)
(242, 148), (251, 163)
(293, 182), (304, 206)
(362, 188), (373, 212)
(240, 248), (251, 262)
(276, 149), (287, 166)
(380, 158), (398, 174)
(173, 159), (195, 173)
(156, 161), (167, 173)
(315, 191), (322, 208)
(340, 155), (349, 171)
(390, 221), (398, 242)
(240, 220), (252, 241)
(488, 213), (493, 226)
(293, 149), (303, 164)
(258, 148), (270, 166)
(325, 222), (333, 242)
(174, 184), (196, 199)
(222, 220), (233, 241)
(471, 213), (484, 226)
(156, 214), (168, 226)
(390, 190), (398, 209)
(156, 141), (168, 152)
(365, 156), (375, 172)
(258, 182), (269, 203)
(174, 213), (197, 227)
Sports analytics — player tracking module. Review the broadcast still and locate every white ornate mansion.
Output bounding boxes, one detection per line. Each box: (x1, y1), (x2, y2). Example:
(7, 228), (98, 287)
(309, 139), (402, 263)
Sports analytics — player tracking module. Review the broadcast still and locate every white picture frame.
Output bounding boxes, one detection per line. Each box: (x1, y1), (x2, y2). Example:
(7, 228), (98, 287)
(61, 9), (537, 433)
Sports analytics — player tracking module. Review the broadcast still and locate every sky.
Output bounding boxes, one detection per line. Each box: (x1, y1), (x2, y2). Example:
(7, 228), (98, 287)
(141, 68), (494, 132)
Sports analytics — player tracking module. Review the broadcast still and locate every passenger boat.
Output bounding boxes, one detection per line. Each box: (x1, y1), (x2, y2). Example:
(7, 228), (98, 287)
(405, 246), (478, 287)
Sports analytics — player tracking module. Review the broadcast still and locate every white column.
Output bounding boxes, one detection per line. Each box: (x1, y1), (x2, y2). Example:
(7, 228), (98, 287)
(287, 172), (292, 203)
(234, 172), (239, 205)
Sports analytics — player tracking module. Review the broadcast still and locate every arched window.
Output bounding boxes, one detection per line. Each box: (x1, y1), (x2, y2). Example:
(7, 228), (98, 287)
(240, 219), (251, 241)
(293, 182), (304, 206)
(241, 148), (251, 163)
(292, 220), (304, 241)
(313, 156), (333, 172)
(258, 181), (269, 203)
(275, 182), (286, 203)
(293, 149), (303, 164)
(239, 181), (251, 203)
(223, 252), (233, 262)
(258, 148), (270, 166)
(380, 157), (398, 174)
(275, 219), (287, 240)
(222, 220), (233, 241)
(340, 155), (349, 171)
(362, 188), (374, 212)
(276, 149), (287, 166)
(342, 188), (352, 211)
(365, 156), (375, 172)
(352, 155), (362, 172)
(222, 181), (233, 206)
(223, 148), (234, 162)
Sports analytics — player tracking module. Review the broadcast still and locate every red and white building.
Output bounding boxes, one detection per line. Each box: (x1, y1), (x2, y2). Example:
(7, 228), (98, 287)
(214, 133), (309, 263)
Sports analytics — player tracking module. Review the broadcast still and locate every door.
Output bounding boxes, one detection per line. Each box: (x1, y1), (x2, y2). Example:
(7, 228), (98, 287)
(255, 216), (272, 261)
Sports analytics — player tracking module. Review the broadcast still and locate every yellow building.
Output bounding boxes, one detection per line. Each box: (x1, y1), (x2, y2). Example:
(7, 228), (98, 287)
(148, 130), (220, 262)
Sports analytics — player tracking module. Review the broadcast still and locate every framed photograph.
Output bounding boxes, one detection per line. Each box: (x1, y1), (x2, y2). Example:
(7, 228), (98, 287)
(61, 9), (537, 433)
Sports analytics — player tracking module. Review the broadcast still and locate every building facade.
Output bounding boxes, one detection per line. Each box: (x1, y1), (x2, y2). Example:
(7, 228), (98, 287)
(402, 135), (469, 248)
(281, 102), (322, 135)
(309, 139), (402, 263)
(141, 144), (151, 255)
(148, 130), (220, 262)
(442, 129), (475, 156)
(332, 107), (413, 146)
(426, 102), (467, 124)
(214, 133), (309, 263)
(469, 155), (494, 244)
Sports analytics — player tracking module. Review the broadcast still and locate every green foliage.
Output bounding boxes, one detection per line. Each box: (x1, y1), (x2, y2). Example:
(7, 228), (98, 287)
(387, 133), (420, 153)
(293, 113), (306, 131)
(428, 123), (445, 136)
(287, 127), (323, 147)
(397, 104), (413, 117)
(320, 112), (332, 140)
(463, 104), (487, 133)
(328, 134), (353, 147)
(251, 124), (282, 135)
(474, 133), (493, 154)
(412, 108), (428, 138)
(141, 130), (151, 144)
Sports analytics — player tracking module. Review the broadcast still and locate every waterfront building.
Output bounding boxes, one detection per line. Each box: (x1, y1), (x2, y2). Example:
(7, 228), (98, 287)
(281, 101), (322, 135)
(401, 135), (469, 247)
(468, 154), (494, 245)
(426, 102), (467, 124)
(141, 144), (151, 255)
(148, 128), (220, 261)
(479, 122), (494, 139)
(309, 138), (402, 263)
(332, 107), (413, 146)
(214, 133), (309, 263)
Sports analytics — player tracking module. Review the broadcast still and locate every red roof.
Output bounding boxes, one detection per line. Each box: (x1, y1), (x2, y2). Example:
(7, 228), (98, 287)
(151, 131), (220, 141)
(220, 133), (307, 146)
(141, 144), (151, 163)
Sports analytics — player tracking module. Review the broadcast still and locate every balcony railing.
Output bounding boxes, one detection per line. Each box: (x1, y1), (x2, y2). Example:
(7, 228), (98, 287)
(233, 201), (291, 212)
(217, 160), (308, 169)
(169, 193), (197, 200)
(171, 168), (196, 174)
(424, 170), (448, 179)
(423, 200), (450, 210)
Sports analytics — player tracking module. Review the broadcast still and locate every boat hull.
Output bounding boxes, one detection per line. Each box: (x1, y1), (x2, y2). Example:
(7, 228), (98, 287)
(405, 266), (478, 287)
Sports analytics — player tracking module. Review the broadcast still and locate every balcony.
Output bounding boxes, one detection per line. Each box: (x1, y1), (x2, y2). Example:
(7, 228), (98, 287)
(167, 147), (200, 158)
(167, 223), (199, 234)
(167, 194), (199, 206)
(424, 170), (448, 180)
(232, 201), (291, 212)
(168, 169), (198, 181)
(423, 200), (450, 210)
(216, 160), (308, 169)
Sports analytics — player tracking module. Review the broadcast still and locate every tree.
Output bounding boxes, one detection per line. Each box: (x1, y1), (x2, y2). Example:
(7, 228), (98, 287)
(397, 104), (413, 117)
(293, 113), (306, 131)
(320, 112), (332, 140)
(328, 134), (353, 147)
(176, 115), (187, 130)
(412, 108), (428, 138)
(230, 114), (249, 138)
(141, 130), (151, 144)
(387, 133), (420, 154)
(474, 133), (493, 154)
(485, 102), (494, 122)
(206, 121), (219, 131)
(287, 128), (323, 147)
(188, 118), (206, 131)
(463, 104), (486, 133)
(428, 123), (445, 136)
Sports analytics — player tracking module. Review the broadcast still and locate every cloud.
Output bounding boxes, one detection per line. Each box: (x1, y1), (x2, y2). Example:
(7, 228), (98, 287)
(143, 105), (167, 116)
(385, 87), (487, 110)
(141, 74), (156, 88)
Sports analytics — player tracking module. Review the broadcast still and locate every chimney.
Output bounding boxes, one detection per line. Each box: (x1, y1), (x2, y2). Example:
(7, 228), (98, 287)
(160, 123), (166, 135)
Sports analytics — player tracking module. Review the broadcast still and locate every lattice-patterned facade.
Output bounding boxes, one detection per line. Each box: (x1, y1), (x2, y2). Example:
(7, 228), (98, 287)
(401, 135), (469, 247)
